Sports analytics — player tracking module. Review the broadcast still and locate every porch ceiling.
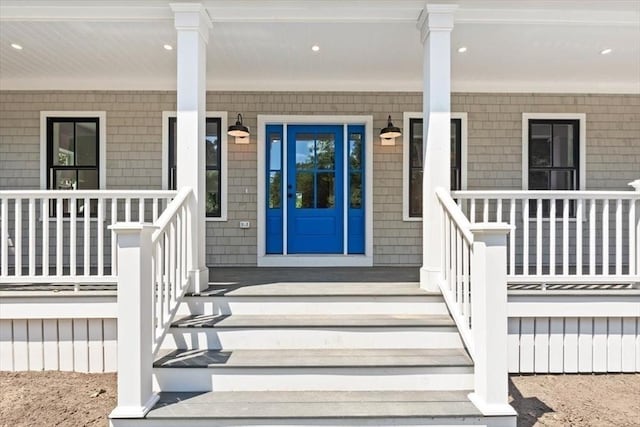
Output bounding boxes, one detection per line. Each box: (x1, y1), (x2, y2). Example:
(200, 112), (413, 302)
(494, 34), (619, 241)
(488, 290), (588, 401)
(0, 0), (638, 93)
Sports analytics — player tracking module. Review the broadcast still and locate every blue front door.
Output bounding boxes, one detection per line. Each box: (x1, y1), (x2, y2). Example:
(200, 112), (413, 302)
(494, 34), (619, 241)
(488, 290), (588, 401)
(287, 125), (344, 254)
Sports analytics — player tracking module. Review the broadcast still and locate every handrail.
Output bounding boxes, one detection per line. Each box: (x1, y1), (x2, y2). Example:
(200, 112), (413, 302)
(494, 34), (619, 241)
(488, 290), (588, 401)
(453, 190), (639, 199)
(149, 187), (193, 356)
(436, 188), (474, 244)
(0, 190), (177, 198)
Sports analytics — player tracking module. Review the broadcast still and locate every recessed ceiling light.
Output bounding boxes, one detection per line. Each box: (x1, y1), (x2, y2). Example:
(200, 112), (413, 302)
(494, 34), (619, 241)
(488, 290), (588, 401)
(311, 45), (320, 52)
(457, 46), (467, 53)
(163, 44), (173, 51)
(10, 43), (23, 50)
(600, 48), (612, 55)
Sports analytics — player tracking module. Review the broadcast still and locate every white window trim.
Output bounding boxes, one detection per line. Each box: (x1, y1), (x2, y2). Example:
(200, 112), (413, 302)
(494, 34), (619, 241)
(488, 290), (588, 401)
(40, 111), (107, 190)
(522, 113), (586, 191)
(402, 112), (468, 222)
(161, 111), (228, 222)
(256, 114), (374, 267)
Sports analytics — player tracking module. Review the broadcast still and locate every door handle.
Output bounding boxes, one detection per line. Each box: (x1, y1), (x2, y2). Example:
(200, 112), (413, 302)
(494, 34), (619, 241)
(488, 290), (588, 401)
(287, 193), (293, 198)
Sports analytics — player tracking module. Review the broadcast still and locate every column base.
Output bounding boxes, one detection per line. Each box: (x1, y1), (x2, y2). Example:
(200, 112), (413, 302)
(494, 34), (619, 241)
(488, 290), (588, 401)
(420, 266), (441, 292)
(109, 393), (159, 419)
(190, 267), (210, 294)
(468, 392), (518, 417)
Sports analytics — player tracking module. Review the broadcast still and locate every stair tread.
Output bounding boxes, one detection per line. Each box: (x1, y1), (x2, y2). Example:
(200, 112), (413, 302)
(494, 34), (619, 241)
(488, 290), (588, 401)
(154, 348), (472, 368)
(146, 390), (482, 419)
(189, 282), (434, 297)
(172, 314), (455, 328)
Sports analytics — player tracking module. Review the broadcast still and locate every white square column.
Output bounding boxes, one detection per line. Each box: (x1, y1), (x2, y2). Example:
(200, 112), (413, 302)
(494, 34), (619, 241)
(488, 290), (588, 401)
(418, 5), (457, 291)
(171, 3), (211, 292)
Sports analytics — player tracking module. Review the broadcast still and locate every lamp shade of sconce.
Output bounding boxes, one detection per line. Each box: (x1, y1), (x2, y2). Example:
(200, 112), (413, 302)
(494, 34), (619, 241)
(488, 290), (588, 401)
(380, 115), (401, 145)
(228, 113), (250, 143)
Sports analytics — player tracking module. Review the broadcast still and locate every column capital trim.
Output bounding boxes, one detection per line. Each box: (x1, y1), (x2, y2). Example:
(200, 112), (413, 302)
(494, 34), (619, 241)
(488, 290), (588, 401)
(170, 3), (212, 43)
(417, 4), (457, 43)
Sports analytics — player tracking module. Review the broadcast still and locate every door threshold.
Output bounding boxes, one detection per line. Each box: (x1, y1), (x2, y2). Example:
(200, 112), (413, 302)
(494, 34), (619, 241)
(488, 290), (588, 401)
(258, 255), (373, 267)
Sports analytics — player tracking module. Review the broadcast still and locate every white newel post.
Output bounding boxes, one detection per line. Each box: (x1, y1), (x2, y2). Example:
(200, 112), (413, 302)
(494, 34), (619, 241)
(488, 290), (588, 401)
(171, 3), (211, 293)
(468, 224), (517, 417)
(109, 224), (159, 419)
(418, 5), (456, 291)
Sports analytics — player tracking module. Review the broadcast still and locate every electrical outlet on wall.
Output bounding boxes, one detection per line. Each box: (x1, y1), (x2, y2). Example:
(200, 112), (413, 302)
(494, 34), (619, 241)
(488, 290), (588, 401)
(239, 221), (250, 229)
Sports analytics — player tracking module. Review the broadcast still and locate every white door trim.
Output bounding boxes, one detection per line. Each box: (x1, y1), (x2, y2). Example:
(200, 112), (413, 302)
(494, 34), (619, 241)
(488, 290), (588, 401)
(257, 115), (373, 267)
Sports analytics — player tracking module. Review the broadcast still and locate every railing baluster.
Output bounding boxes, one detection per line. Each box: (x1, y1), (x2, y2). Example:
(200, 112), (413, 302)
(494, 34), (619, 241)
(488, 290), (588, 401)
(589, 199), (596, 276)
(70, 198), (77, 276)
(42, 198), (49, 277)
(615, 198), (622, 276)
(523, 199), (529, 276)
(153, 199), (159, 222)
(536, 198), (542, 276)
(111, 199), (118, 276)
(84, 197), (90, 276)
(56, 198), (63, 277)
(550, 198), (556, 276)
(444, 216), (451, 289)
(125, 198), (131, 222)
(483, 198), (489, 222)
(28, 198), (35, 276)
(496, 198), (503, 222)
(630, 200), (636, 276)
(139, 198), (145, 223)
(456, 228), (463, 311)
(509, 198), (516, 276)
(97, 198), (104, 276)
(14, 199), (22, 276)
(1, 198), (8, 276)
(470, 198), (476, 223)
(576, 199), (583, 276)
(602, 199), (609, 276)
(157, 237), (165, 330)
(563, 198), (569, 275)
(462, 242), (470, 323)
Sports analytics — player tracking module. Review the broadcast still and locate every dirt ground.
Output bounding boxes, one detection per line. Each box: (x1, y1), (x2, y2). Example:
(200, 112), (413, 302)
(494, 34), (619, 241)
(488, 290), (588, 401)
(0, 372), (638, 426)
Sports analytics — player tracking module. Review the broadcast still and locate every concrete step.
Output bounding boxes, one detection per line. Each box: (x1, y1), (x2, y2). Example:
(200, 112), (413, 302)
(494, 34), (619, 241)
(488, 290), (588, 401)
(110, 390), (516, 427)
(162, 314), (464, 350)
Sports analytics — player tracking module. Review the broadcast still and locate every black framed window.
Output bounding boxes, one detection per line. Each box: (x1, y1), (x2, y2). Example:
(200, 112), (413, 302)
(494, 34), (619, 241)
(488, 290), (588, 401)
(528, 119), (579, 216)
(168, 117), (222, 217)
(408, 118), (462, 217)
(46, 117), (100, 215)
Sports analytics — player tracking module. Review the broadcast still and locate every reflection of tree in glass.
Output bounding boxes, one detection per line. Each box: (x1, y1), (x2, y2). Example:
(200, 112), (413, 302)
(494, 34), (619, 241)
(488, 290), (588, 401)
(206, 192), (219, 216)
(296, 173), (314, 208)
(269, 172), (281, 208)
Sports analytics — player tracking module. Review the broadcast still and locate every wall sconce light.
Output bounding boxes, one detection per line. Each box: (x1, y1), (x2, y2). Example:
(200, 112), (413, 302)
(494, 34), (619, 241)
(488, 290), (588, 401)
(380, 115), (401, 146)
(228, 113), (250, 144)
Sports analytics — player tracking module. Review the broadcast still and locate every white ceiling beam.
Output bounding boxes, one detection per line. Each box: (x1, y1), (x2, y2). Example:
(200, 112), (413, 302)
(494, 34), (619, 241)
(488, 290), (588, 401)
(2, 0), (637, 25)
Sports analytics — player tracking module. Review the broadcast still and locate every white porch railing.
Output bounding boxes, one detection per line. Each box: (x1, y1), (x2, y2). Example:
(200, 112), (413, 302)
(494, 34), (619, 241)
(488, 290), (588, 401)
(109, 187), (193, 418)
(452, 190), (640, 285)
(436, 187), (515, 416)
(0, 190), (176, 284)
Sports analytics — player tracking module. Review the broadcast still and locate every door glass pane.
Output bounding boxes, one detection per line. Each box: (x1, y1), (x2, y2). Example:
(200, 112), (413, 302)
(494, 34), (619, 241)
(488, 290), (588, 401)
(450, 121), (459, 168)
(552, 124), (574, 167)
(77, 169), (98, 189)
(169, 118), (177, 169)
(269, 134), (282, 170)
(53, 122), (75, 166)
(550, 170), (575, 190)
(316, 134), (335, 170)
(75, 122), (97, 166)
(295, 172), (314, 208)
(529, 170), (549, 190)
(205, 137), (219, 168)
(410, 135), (423, 168)
(317, 172), (335, 208)
(350, 173), (362, 209)
(409, 170), (423, 216)
(206, 170), (220, 216)
(296, 135), (315, 169)
(55, 170), (77, 190)
(269, 171), (281, 209)
(530, 124), (551, 167)
(349, 134), (361, 170)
